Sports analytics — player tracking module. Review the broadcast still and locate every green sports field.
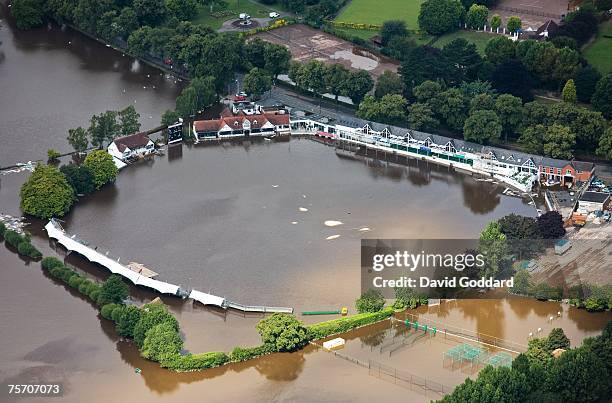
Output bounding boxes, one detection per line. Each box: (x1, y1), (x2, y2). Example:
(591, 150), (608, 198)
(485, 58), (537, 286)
(334, 0), (425, 30)
(432, 30), (495, 55)
(583, 19), (612, 74)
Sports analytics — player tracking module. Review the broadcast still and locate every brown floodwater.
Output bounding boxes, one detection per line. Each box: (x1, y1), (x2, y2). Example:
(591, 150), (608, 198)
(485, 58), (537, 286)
(1, 7), (610, 402)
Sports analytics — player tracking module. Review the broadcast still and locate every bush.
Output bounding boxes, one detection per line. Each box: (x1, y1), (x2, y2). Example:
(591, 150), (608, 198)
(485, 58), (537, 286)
(47, 149), (61, 162)
(133, 303), (179, 348)
(356, 289), (386, 313)
(0, 222), (6, 237)
(3, 230), (24, 248)
(16, 241), (42, 259)
(68, 275), (85, 289)
(115, 305), (142, 338)
(256, 313), (309, 352)
(89, 289), (101, 303)
(141, 322), (184, 362)
(100, 303), (121, 320)
(161, 352), (229, 371)
(41, 256), (64, 270)
(307, 307), (394, 340)
(230, 344), (275, 362)
(97, 274), (129, 305)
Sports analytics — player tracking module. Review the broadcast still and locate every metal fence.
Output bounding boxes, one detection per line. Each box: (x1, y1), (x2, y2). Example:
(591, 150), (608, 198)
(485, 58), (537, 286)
(368, 360), (453, 396)
(399, 314), (527, 353)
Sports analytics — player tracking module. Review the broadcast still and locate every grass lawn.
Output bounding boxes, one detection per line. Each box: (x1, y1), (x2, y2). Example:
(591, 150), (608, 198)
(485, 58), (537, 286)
(335, 0), (424, 30)
(583, 19), (612, 74)
(191, 0), (273, 30)
(432, 30), (495, 54)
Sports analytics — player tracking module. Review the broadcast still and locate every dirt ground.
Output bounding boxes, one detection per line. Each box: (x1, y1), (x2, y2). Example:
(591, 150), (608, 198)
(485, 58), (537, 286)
(531, 221), (612, 287)
(255, 24), (398, 78)
(490, 0), (570, 31)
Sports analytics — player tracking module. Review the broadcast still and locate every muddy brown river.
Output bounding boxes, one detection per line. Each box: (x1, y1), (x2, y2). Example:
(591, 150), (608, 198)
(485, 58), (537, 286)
(1, 7), (610, 403)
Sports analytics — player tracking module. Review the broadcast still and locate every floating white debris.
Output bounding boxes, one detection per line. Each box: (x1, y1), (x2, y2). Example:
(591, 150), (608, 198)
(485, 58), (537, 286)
(302, 194), (307, 198)
(358, 227), (371, 232)
(291, 221), (298, 225)
(298, 207), (308, 212)
(324, 220), (343, 227)
(272, 184), (279, 188)
(326, 235), (341, 240)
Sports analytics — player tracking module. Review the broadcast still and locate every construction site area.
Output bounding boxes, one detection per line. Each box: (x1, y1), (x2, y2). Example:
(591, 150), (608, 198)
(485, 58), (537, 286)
(530, 221), (612, 287)
(254, 24), (398, 78)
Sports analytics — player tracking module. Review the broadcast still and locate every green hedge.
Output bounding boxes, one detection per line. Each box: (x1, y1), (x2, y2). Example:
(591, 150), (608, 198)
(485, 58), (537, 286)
(307, 307), (394, 340)
(42, 259), (101, 303)
(0, 222), (6, 236)
(3, 229), (42, 259)
(160, 352), (230, 371)
(230, 344), (275, 362)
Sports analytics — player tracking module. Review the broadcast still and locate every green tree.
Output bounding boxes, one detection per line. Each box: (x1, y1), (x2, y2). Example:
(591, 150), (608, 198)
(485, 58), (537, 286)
(161, 110), (181, 127)
(506, 16), (521, 32)
(114, 7), (139, 40)
(408, 102), (439, 130)
(256, 313), (308, 352)
(84, 150), (118, 189)
(344, 70), (374, 105)
(591, 73), (612, 119)
(441, 38), (482, 84)
(324, 64), (350, 102)
(551, 35), (578, 50)
(494, 93), (523, 140)
(561, 79), (577, 103)
(133, 303), (179, 348)
(20, 164), (75, 219)
(466, 4), (488, 29)
(413, 80), (444, 107)
(440, 88), (468, 131)
(67, 127), (89, 153)
(380, 20), (408, 45)
(11, 0), (44, 30)
(464, 109), (502, 144)
(301, 59), (327, 96)
(263, 43), (291, 79)
(537, 211), (566, 239)
(141, 322), (183, 361)
(596, 127), (612, 161)
(574, 65), (601, 103)
(491, 59), (534, 101)
(245, 38), (267, 68)
(546, 348), (607, 402)
(118, 105), (141, 136)
(175, 86), (198, 117)
(552, 48), (581, 85)
(518, 124), (544, 154)
(88, 111), (119, 149)
(469, 93), (495, 113)
(375, 70), (405, 99)
(243, 67), (272, 100)
(485, 36), (516, 65)
(546, 328), (570, 351)
(115, 305), (142, 338)
(478, 221), (508, 279)
(133, 0), (167, 26)
(543, 124), (575, 159)
(165, 0), (197, 20)
(498, 213), (541, 258)
(418, 0), (464, 35)
(490, 14), (502, 30)
(356, 289), (385, 313)
(400, 46), (452, 93)
(98, 274), (129, 305)
(511, 269), (532, 295)
(60, 164), (95, 195)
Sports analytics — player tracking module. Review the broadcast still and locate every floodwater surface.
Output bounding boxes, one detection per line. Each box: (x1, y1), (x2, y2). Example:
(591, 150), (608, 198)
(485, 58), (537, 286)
(0, 8), (610, 403)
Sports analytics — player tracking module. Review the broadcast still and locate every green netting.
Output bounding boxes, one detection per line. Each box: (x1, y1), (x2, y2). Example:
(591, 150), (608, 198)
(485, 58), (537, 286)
(484, 352), (513, 368)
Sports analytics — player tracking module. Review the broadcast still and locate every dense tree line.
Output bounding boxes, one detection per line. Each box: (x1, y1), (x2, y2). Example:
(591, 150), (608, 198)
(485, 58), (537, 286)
(441, 323), (612, 403)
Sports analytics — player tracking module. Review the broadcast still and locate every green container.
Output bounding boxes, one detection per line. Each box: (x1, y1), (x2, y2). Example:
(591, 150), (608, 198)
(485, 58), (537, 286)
(301, 310), (341, 315)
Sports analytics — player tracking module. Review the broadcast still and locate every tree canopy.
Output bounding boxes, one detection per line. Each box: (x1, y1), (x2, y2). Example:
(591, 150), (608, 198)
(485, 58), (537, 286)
(20, 164), (75, 219)
(84, 150), (118, 189)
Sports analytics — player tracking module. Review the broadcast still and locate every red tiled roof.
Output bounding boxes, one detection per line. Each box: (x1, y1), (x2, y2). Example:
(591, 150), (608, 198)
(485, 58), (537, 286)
(265, 113), (289, 126)
(113, 132), (151, 152)
(194, 119), (223, 133)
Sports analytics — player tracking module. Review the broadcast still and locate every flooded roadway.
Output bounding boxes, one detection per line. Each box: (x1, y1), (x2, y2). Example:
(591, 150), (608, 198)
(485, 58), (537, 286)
(1, 7), (610, 402)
